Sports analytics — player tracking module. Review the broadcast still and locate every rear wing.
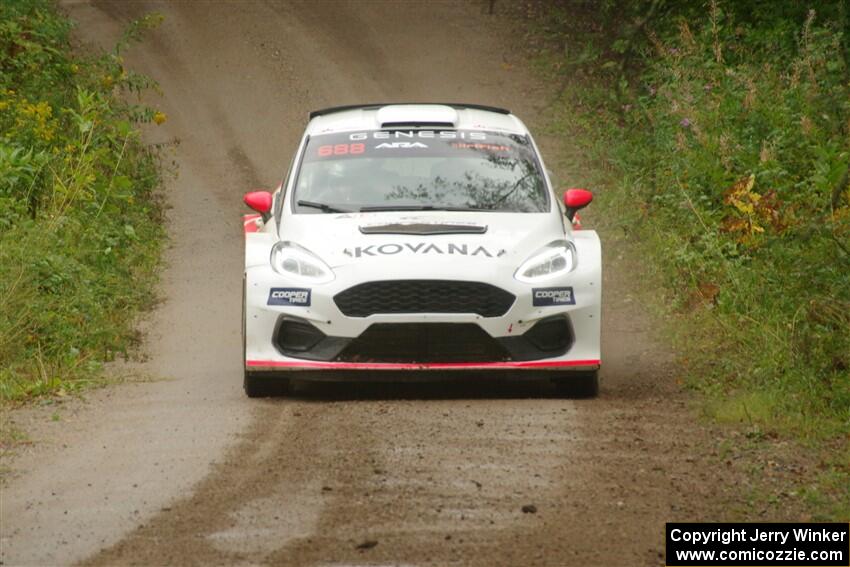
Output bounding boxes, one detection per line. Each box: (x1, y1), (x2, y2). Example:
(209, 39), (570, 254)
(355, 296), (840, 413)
(308, 102), (510, 120)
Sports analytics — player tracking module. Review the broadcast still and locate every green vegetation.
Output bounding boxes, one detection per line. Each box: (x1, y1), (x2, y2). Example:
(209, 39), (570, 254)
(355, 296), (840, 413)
(0, 1), (165, 401)
(523, 1), (849, 515)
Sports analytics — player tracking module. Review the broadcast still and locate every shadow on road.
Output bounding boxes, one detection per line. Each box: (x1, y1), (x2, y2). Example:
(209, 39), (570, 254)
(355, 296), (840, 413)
(280, 375), (584, 401)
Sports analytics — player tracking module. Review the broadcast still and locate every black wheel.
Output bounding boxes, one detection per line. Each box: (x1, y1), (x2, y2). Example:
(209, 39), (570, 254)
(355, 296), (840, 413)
(552, 370), (599, 398)
(244, 371), (290, 398)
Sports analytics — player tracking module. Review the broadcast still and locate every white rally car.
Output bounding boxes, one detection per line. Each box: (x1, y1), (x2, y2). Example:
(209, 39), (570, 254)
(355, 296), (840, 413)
(242, 103), (601, 397)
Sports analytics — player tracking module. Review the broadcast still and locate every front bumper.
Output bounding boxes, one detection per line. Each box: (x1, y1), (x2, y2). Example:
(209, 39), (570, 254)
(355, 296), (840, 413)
(245, 269), (601, 374)
(247, 359), (599, 372)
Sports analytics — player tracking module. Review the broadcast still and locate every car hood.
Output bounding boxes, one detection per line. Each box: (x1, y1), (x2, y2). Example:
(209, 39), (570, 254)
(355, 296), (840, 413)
(278, 211), (567, 271)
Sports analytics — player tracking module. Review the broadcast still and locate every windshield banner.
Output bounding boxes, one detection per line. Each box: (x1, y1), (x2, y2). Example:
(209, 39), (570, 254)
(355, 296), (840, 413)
(302, 130), (531, 163)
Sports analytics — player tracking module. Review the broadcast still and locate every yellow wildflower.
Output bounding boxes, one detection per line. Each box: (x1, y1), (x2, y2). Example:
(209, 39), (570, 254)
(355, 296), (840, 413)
(153, 111), (167, 125)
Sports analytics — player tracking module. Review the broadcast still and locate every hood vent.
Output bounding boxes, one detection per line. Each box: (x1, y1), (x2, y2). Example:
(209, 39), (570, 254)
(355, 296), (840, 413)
(359, 223), (487, 235)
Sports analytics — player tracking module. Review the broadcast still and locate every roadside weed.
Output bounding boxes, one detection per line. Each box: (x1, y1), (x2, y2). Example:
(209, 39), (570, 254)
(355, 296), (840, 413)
(0, 0), (165, 402)
(522, 0), (849, 516)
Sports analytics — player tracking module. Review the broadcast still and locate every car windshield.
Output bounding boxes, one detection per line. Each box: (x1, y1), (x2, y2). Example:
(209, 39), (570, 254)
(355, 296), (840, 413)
(292, 130), (549, 213)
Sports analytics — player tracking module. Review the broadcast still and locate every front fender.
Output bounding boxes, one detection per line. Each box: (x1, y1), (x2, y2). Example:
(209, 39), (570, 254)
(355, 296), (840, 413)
(243, 214), (277, 269)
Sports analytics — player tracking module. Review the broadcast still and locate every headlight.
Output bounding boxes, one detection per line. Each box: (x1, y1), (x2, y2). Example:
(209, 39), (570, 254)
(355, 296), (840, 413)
(270, 241), (335, 283)
(514, 240), (577, 283)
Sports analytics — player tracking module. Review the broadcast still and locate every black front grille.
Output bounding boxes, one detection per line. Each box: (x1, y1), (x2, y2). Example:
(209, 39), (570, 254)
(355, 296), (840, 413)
(336, 323), (510, 363)
(334, 280), (515, 318)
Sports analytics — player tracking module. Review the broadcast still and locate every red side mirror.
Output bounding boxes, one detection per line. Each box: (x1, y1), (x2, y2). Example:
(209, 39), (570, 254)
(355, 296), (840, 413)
(563, 188), (592, 220)
(244, 191), (273, 216)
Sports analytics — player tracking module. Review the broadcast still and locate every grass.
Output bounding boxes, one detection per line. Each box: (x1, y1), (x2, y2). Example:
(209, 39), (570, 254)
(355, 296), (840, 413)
(516, 0), (850, 518)
(0, 1), (166, 403)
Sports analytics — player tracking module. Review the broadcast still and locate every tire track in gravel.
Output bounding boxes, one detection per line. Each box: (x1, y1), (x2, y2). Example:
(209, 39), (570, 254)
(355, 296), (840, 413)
(85, 388), (590, 567)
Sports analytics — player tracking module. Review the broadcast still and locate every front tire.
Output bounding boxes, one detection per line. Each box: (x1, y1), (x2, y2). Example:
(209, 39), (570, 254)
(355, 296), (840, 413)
(244, 371), (291, 398)
(552, 370), (599, 398)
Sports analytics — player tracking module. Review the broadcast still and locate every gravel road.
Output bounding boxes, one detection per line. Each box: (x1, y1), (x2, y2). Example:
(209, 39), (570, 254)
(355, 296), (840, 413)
(2, 2), (740, 565)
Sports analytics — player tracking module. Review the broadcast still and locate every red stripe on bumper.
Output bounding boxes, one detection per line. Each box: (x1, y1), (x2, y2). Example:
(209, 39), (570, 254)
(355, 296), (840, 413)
(246, 359), (600, 371)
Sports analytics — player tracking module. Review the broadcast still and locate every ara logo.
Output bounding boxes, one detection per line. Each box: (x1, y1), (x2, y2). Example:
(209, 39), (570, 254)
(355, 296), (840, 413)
(374, 142), (429, 149)
(532, 287), (575, 306)
(268, 288), (311, 306)
(343, 242), (505, 259)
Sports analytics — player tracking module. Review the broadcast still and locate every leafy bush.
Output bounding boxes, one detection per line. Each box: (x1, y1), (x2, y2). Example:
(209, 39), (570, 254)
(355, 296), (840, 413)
(529, 0), (849, 427)
(524, 0), (849, 513)
(622, 4), (849, 412)
(0, 0), (165, 400)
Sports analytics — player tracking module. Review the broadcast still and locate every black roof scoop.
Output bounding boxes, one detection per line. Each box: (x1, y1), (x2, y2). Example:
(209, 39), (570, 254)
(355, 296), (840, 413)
(359, 223), (488, 235)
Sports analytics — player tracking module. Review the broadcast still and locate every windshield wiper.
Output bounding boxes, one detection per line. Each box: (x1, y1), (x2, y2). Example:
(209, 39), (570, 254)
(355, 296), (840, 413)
(359, 205), (491, 212)
(296, 200), (352, 213)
